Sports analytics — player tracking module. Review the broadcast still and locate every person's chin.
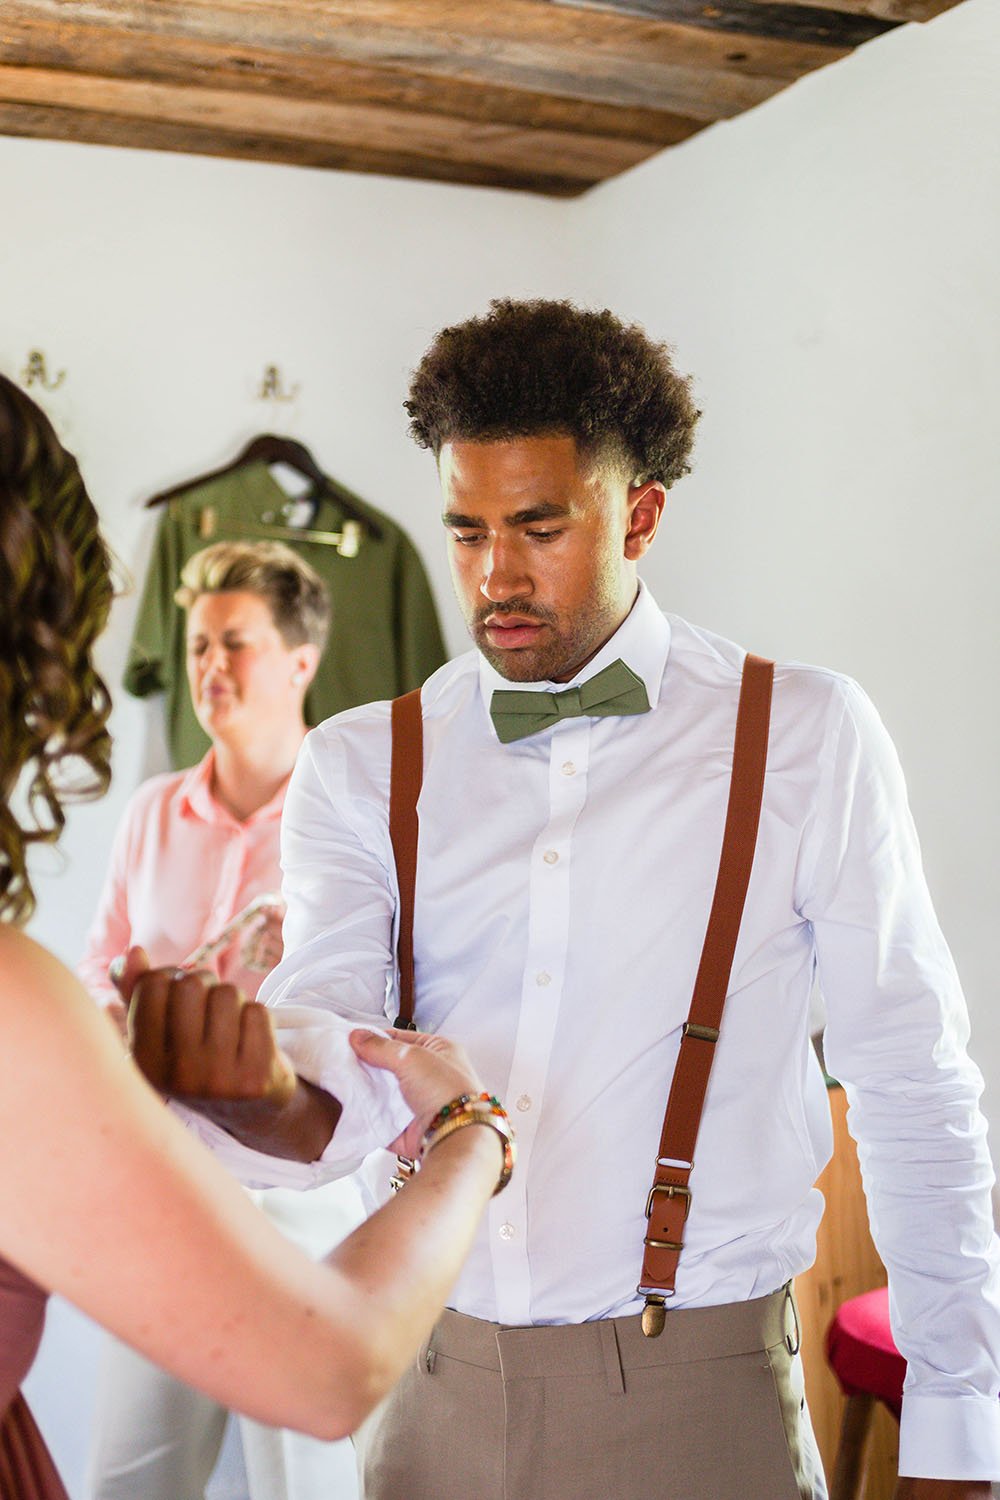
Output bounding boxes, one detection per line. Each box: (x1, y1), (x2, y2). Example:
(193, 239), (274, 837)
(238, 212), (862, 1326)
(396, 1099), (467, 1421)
(479, 645), (555, 683)
(197, 700), (230, 732)
(474, 625), (556, 682)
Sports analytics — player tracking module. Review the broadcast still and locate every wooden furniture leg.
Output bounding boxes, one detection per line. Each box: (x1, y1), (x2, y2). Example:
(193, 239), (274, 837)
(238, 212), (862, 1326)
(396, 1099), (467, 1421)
(829, 1391), (875, 1500)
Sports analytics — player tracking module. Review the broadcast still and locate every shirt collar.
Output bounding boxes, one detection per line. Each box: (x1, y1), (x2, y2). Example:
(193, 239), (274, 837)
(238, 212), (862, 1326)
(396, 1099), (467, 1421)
(178, 749), (288, 827)
(477, 579), (671, 722)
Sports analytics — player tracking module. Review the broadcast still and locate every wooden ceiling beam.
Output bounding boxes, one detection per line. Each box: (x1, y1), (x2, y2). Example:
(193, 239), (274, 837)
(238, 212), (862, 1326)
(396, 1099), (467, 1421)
(554, 0), (962, 33)
(0, 1), (851, 114)
(0, 98), (594, 194)
(0, 17), (704, 149)
(0, 0), (961, 196)
(646, 0), (963, 18)
(551, 0), (899, 48)
(0, 63), (660, 189)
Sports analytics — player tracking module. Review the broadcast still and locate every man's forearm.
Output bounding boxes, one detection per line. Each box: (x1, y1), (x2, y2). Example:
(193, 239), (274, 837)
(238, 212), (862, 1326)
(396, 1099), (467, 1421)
(179, 1076), (342, 1163)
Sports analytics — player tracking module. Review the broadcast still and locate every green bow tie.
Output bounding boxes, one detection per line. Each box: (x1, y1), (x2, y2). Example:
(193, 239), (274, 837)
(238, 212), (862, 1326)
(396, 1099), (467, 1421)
(489, 659), (650, 744)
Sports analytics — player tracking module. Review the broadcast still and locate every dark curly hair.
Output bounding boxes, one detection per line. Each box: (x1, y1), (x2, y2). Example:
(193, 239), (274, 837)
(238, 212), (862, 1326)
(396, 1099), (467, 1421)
(405, 298), (699, 486)
(0, 375), (113, 925)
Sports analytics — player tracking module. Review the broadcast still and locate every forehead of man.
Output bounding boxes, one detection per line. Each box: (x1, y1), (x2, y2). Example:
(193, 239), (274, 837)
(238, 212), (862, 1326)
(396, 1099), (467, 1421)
(439, 433), (626, 514)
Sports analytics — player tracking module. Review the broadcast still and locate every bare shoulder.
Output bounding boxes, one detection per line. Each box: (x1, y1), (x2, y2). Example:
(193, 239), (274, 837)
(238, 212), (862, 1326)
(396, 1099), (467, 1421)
(0, 925), (109, 1064)
(0, 925), (68, 996)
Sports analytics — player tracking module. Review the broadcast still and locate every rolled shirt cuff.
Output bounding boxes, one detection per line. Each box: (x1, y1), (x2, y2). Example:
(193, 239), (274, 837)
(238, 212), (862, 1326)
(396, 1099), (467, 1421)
(898, 1391), (1000, 1479)
(169, 1004), (413, 1190)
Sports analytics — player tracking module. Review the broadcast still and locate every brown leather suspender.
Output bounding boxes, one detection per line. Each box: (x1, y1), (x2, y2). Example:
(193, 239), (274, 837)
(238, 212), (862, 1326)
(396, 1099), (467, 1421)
(389, 688), (423, 1029)
(639, 652), (774, 1332)
(388, 653), (775, 1326)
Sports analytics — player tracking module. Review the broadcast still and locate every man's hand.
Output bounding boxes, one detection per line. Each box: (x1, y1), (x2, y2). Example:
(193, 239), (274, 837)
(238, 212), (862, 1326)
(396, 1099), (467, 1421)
(113, 946), (339, 1162)
(118, 948), (296, 1105)
(893, 1480), (993, 1499)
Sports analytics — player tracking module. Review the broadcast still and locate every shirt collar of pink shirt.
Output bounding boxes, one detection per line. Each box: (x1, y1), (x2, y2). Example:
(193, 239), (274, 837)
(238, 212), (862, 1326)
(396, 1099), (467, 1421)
(177, 749), (289, 829)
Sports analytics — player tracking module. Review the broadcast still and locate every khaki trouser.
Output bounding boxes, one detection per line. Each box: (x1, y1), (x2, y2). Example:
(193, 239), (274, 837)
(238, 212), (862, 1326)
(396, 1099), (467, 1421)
(357, 1286), (827, 1500)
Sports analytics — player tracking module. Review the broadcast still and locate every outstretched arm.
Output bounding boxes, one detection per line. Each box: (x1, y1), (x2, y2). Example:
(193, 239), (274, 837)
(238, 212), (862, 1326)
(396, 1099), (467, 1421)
(0, 927), (502, 1438)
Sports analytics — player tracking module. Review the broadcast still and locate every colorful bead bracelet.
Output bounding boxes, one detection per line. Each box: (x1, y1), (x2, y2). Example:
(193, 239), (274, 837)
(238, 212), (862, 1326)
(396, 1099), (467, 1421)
(420, 1093), (516, 1197)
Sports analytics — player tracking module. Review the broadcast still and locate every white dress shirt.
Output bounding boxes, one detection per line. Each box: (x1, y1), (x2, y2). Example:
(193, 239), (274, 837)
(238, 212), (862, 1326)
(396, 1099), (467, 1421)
(197, 582), (1000, 1479)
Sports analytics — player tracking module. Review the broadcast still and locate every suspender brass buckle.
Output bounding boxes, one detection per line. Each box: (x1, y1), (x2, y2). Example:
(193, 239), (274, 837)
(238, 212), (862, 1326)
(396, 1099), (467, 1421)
(645, 1182), (692, 1221)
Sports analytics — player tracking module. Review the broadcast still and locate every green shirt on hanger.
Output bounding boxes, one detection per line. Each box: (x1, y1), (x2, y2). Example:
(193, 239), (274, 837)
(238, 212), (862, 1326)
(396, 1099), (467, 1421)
(125, 462), (448, 768)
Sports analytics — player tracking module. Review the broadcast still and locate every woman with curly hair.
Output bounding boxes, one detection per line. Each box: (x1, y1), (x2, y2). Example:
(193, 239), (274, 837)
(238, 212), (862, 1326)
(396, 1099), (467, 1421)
(0, 374), (513, 1499)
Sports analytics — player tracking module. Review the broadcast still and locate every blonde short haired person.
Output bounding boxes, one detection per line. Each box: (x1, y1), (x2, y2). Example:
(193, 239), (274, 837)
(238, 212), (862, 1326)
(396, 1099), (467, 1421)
(80, 540), (365, 1500)
(0, 374), (510, 1500)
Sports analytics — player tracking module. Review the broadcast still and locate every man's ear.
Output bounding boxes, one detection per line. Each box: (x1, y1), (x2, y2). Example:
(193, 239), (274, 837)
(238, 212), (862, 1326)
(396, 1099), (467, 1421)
(623, 481), (666, 561)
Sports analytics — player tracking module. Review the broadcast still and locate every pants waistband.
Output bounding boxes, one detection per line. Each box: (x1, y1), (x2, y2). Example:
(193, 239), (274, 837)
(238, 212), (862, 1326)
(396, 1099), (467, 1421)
(430, 1286), (796, 1381)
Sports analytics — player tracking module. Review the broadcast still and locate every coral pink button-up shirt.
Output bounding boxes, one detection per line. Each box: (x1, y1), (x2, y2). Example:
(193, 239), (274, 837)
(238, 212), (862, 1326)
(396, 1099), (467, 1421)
(78, 748), (370, 1258)
(78, 751), (287, 1007)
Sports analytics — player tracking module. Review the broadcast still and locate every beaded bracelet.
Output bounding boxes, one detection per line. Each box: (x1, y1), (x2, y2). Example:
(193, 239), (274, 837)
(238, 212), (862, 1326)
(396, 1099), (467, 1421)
(424, 1092), (507, 1135)
(420, 1093), (516, 1197)
(389, 1093), (516, 1197)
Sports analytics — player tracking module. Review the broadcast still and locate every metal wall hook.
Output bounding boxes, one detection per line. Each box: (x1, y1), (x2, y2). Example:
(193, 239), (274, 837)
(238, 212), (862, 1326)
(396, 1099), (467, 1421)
(22, 349), (66, 390)
(258, 364), (299, 402)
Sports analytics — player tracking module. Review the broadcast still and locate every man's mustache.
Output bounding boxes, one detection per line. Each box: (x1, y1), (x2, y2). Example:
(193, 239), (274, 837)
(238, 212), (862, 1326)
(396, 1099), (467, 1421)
(473, 601), (558, 627)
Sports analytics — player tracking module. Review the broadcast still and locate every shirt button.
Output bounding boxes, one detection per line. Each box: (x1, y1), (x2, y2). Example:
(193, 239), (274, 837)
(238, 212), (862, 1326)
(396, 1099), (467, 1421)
(542, 849), (559, 865)
(535, 971), (551, 987)
(561, 761), (576, 776)
(516, 1095), (532, 1113)
(498, 1222), (516, 1241)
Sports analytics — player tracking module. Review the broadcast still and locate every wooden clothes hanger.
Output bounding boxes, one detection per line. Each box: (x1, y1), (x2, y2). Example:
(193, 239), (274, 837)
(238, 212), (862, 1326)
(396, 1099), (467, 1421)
(144, 434), (382, 553)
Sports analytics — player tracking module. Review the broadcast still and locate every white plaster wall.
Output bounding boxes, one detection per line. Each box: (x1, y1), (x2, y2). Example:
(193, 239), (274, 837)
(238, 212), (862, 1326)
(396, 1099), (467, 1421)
(564, 0), (1000, 1147)
(0, 137), (567, 965)
(2, 0), (998, 1488)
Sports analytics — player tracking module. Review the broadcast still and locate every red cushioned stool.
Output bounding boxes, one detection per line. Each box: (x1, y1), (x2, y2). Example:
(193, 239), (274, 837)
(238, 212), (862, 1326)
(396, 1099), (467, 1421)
(825, 1287), (906, 1500)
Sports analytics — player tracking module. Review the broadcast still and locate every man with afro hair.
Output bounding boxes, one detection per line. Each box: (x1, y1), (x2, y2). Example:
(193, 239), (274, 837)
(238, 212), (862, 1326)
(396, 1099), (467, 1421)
(131, 300), (999, 1500)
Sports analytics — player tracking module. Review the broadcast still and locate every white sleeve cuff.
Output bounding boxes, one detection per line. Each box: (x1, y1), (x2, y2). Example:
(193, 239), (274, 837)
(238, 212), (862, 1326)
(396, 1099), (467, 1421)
(167, 1005), (413, 1189)
(898, 1392), (1000, 1479)
(274, 1006), (413, 1175)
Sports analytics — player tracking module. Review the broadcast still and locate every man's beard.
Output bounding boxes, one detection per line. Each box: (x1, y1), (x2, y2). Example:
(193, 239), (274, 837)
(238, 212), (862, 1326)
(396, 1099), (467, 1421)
(470, 600), (605, 683)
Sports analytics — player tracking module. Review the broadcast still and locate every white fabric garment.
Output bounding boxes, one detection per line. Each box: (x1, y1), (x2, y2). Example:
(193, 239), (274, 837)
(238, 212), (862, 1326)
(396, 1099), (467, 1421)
(188, 583), (1000, 1480)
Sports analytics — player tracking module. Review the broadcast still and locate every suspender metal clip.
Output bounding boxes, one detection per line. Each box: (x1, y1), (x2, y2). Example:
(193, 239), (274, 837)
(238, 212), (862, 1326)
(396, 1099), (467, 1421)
(389, 1155), (417, 1192)
(640, 1293), (668, 1338)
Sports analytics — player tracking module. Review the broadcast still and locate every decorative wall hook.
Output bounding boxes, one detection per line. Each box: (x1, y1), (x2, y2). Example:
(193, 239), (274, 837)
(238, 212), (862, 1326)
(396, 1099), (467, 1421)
(22, 349), (66, 390)
(258, 364), (299, 402)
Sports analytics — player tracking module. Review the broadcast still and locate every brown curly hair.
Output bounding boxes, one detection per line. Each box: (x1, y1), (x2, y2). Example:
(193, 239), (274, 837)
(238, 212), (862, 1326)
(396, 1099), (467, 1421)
(405, 298), (700, 486)
(0, 375), (113, 925)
